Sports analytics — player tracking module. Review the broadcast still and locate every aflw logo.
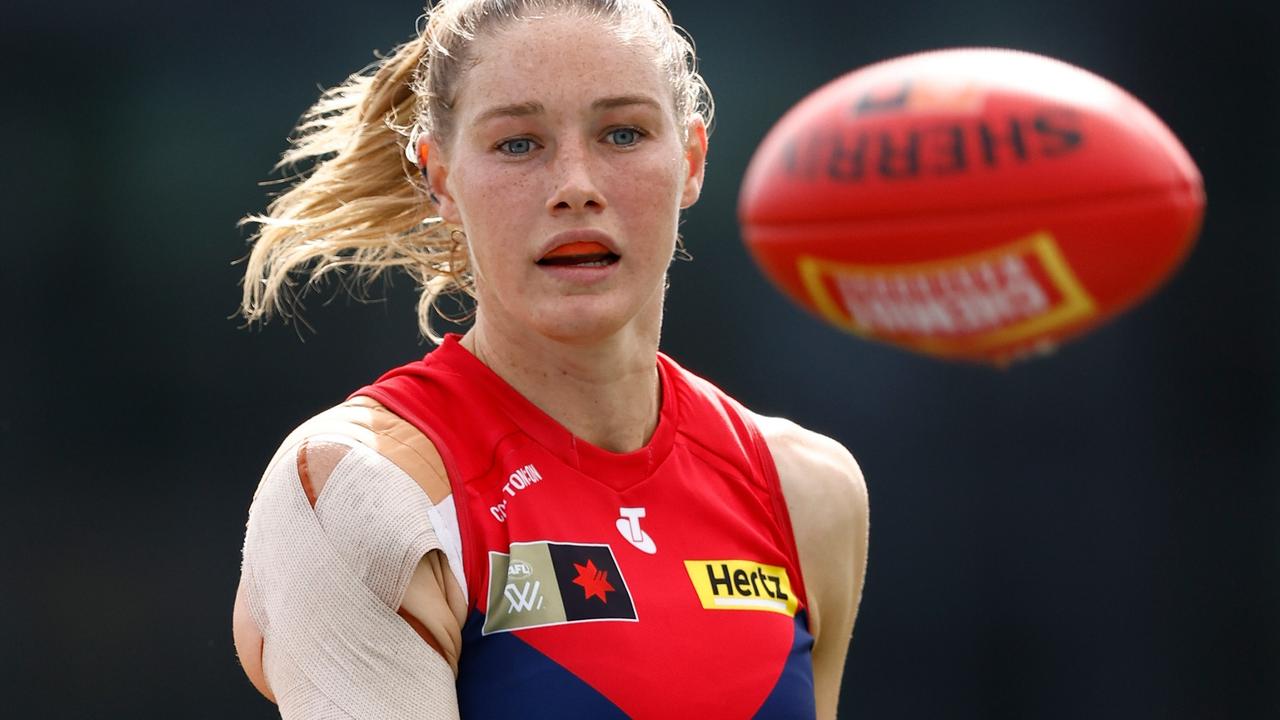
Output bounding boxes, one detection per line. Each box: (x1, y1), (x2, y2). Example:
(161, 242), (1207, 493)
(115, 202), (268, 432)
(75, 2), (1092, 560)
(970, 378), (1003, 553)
(504, 581), (544, 613)
(483, 542), (638, 636)
(683, 560), (799, 617)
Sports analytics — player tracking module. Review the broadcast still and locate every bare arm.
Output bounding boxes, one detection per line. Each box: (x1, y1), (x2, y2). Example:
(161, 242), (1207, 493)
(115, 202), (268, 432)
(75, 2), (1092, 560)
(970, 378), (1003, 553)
(756, 415), (869, 720)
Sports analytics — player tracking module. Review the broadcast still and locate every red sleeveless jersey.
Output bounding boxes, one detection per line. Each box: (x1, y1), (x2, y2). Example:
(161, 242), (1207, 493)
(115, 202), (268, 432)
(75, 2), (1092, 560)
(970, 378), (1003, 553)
(356, 335), (815, 718)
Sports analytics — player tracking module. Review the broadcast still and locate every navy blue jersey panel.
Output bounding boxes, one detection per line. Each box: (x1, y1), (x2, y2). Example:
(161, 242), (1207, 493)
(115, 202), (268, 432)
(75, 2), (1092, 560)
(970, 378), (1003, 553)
(752, 611), (817, 719)
(457, 611), (630, 719)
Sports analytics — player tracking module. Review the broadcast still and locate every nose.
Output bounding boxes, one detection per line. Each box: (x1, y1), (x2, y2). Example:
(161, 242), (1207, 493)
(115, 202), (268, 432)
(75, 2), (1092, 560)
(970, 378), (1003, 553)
(547, 139), (606, 215)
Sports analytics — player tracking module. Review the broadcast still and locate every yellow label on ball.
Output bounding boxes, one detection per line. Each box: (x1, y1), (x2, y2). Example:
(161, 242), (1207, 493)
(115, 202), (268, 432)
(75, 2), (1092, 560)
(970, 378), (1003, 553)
(797, 231), (1096, 358)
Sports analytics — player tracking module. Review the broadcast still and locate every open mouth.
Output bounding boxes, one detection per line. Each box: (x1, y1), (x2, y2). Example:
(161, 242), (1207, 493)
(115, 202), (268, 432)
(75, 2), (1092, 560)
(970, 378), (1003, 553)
(537, 241), (620, 268)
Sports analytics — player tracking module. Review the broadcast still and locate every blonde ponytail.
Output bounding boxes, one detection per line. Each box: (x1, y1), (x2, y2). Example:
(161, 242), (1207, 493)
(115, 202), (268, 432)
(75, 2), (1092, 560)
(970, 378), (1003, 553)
(238, 33), (470, 341)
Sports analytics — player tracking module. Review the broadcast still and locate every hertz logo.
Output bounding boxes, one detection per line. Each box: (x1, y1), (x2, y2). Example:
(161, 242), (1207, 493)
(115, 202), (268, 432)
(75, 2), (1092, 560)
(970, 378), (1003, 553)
(684, 560), (799, 617)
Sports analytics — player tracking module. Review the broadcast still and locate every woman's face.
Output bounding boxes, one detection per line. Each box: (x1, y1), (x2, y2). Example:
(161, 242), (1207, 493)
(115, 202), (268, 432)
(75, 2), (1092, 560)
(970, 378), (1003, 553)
(428, 13), (707, 345)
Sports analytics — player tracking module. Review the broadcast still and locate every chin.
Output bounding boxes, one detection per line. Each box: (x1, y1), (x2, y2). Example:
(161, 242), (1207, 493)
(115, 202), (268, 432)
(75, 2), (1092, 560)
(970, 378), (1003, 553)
(526, 295), (648, 346)
(531, 313), (627, 346)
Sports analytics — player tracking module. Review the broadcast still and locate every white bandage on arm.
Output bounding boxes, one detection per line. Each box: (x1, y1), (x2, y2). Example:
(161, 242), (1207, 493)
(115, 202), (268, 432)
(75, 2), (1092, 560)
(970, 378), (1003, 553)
(241, 438), (460, 719)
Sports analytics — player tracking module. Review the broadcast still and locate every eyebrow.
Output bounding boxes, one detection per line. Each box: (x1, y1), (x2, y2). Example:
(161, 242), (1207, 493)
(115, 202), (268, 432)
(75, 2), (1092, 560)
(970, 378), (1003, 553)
(473, 95), (662, 125)
(474, 100), (544, 125)
(591, 95), (662, 112)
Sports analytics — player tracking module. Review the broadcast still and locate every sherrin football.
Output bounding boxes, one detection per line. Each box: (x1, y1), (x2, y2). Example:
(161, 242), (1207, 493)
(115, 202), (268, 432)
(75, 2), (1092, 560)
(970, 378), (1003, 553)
(738, 48), (1205, 365)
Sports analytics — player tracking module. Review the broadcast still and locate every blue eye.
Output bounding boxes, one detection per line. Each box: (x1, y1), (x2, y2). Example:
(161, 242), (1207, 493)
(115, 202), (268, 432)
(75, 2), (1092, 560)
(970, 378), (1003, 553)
(499, 138), (535, 155)
(606, 128), (643, 147)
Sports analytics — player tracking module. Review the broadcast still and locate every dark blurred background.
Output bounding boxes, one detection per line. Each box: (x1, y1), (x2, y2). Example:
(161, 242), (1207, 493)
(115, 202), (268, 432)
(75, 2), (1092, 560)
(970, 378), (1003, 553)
(3, 0), (1276, 717)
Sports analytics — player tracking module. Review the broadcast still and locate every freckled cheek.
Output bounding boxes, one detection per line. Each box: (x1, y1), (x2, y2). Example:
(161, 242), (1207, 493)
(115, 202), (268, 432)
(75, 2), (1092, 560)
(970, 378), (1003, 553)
(608, 165), (683, 239)
(461, 172), (540, 261)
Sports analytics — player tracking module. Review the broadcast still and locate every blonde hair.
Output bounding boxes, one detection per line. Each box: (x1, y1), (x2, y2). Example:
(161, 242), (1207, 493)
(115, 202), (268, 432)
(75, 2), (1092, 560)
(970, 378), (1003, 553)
(239, 0), (714, 340)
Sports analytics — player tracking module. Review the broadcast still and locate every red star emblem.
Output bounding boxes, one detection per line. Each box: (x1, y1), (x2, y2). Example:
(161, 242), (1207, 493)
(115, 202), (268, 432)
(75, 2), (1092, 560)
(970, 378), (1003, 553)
(571, 559), (615, 603)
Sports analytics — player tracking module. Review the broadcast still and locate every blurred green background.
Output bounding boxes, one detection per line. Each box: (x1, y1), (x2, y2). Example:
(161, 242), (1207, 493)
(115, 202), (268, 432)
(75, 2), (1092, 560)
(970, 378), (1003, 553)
(3, 0), (1276, 717)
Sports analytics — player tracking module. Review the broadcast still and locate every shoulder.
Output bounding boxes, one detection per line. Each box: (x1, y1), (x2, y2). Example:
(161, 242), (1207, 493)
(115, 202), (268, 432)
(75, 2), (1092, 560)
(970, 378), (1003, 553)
(751, 413), (867, 524)
(249, 393), (465, 620)
(254, 394), (463, 597)
(263, 395), (451, 505)
(234, 396), (469, 702)
(749, 413), (868, 635)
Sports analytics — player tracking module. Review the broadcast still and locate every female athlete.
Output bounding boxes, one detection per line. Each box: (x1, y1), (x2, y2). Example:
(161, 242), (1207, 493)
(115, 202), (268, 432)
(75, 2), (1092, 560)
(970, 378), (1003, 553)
(232, 1), (868, 717)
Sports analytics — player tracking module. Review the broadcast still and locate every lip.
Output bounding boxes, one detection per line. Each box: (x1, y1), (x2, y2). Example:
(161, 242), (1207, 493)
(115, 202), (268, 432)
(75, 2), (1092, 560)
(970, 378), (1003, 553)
(536, 228), (620, 261)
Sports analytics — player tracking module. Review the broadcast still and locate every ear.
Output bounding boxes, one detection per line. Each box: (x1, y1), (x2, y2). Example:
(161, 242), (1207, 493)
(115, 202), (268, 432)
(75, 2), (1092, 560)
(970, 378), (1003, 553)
(419, 136), (462, 225)
(679, 117), (709, 210)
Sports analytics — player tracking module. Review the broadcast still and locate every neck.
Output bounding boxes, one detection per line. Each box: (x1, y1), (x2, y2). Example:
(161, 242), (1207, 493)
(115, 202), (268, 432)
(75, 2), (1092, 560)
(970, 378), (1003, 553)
(460, 315), (662, 453)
